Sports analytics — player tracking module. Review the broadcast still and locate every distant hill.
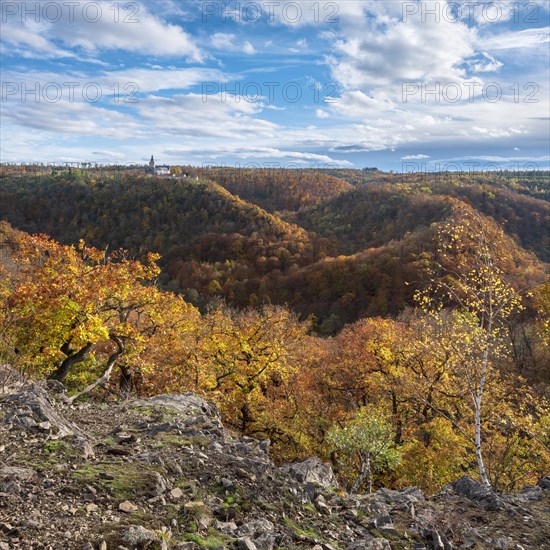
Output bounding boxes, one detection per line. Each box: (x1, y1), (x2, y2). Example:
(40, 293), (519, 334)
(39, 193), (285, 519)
(293, 179), (550, 262)
(271, 199), (546, 332)
(292, 185), (454, 254)
(320, 169), (550, 202)
(0, 174), (323, 298)
(203, 167), (353, 212)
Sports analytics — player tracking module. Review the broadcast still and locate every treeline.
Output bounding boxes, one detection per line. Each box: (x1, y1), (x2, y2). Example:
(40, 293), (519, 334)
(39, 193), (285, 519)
(324, 169), (550, 201)
(1, 221), (548, 494)
(268, 202), (546, 333)
(0, 174), (314, 258)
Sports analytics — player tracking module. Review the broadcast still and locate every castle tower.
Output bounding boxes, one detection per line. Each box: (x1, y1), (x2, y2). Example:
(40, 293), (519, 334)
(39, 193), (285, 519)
(149, 155), (155, 168)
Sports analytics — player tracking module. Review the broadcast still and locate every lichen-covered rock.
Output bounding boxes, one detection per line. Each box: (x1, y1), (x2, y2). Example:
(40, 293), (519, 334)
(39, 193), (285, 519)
(118, 500), (139, 513)
(237, 538), (258, 550)
(132, 393), (222, 427)
(254, 532), (277, 550)
(121, 525), (158, 547)
(282, 456), (337, 488)
(0, 466), (36, 482)
(0, 365), (27, 395)
(237, 518), (275, 537)
(346, 538), (391, 550)
(1, 384), (82, 437)
(518, 485), (543, 501)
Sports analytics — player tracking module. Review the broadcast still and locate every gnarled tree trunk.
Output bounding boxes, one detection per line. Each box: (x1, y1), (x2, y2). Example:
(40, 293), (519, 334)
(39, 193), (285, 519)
(67, 335), (124, 404)
(50, 342), (93, 382)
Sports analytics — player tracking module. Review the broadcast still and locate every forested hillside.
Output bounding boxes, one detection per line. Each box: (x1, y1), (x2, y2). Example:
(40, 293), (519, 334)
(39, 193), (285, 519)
(1, 165), (549, 500)
(0, 170), (547, 328)
(294, 179), (550, 261)
(270, 201), (546, 332)
(0, 174), (328, 308)
(203, 167), (353, 212)
(0, 174), (315, 260)
(324, 169), (550, 202)
(1, 209), (549, 496)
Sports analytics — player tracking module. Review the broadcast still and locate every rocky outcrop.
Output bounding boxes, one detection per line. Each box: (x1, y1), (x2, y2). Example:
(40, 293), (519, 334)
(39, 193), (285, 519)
(282, 457), (337, 488)
(133, 393), (223, 429)
(1, 384), (83, 438)
(1, 385), (549, 549)
(446, 476), (505, 511)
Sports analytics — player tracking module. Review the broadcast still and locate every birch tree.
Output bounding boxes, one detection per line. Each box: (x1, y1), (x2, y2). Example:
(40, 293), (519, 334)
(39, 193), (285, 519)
(416, 208), (526, 488)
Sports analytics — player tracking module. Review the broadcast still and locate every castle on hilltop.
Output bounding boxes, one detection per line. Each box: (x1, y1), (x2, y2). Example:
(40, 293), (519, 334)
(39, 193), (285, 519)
(146, 155), (170, 176)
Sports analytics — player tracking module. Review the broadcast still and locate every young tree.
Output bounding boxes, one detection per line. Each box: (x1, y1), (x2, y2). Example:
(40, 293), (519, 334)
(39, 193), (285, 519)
(328, 407), (401, 494)
(416, 208), (530, 488)
(0, 264), (16, 369)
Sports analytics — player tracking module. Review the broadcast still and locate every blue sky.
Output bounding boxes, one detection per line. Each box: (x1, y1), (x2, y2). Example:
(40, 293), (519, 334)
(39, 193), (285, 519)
(1, 0), (549, 171)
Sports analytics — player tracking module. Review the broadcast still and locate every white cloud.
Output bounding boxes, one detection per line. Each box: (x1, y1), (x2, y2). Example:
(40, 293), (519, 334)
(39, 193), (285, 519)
(470, 126), (527, 138)
(136, 93), (278, 139)
(211, 33), (237, 50)
(1, 1), (203, 60)
(401, 154), (430, 160)
(211, 33), (257, 55)
(0, 67), (236, 105)
(163, 144), (352, 166)
(0, 24), (73, 58)
(331, 91), (397, 117)
(243, 41), (256, 55)
(328, 4), (476, 89)
(467, 52), (503, 73)
(478, 27), (550, 50)
(99, 68), (234, 93)
(2, 100), (144, 139)
(317, 85), (549, 154)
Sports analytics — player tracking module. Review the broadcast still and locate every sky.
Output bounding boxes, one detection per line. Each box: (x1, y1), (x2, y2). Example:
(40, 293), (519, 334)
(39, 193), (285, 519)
(1, 0), (549, 171)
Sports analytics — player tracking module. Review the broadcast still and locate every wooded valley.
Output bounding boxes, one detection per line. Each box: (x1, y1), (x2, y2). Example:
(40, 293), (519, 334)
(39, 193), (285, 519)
(1, 168), (548, 494)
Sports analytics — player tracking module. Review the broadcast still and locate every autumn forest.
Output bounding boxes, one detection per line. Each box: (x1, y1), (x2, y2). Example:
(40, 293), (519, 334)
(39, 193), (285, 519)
(0, 166), (549, 494)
